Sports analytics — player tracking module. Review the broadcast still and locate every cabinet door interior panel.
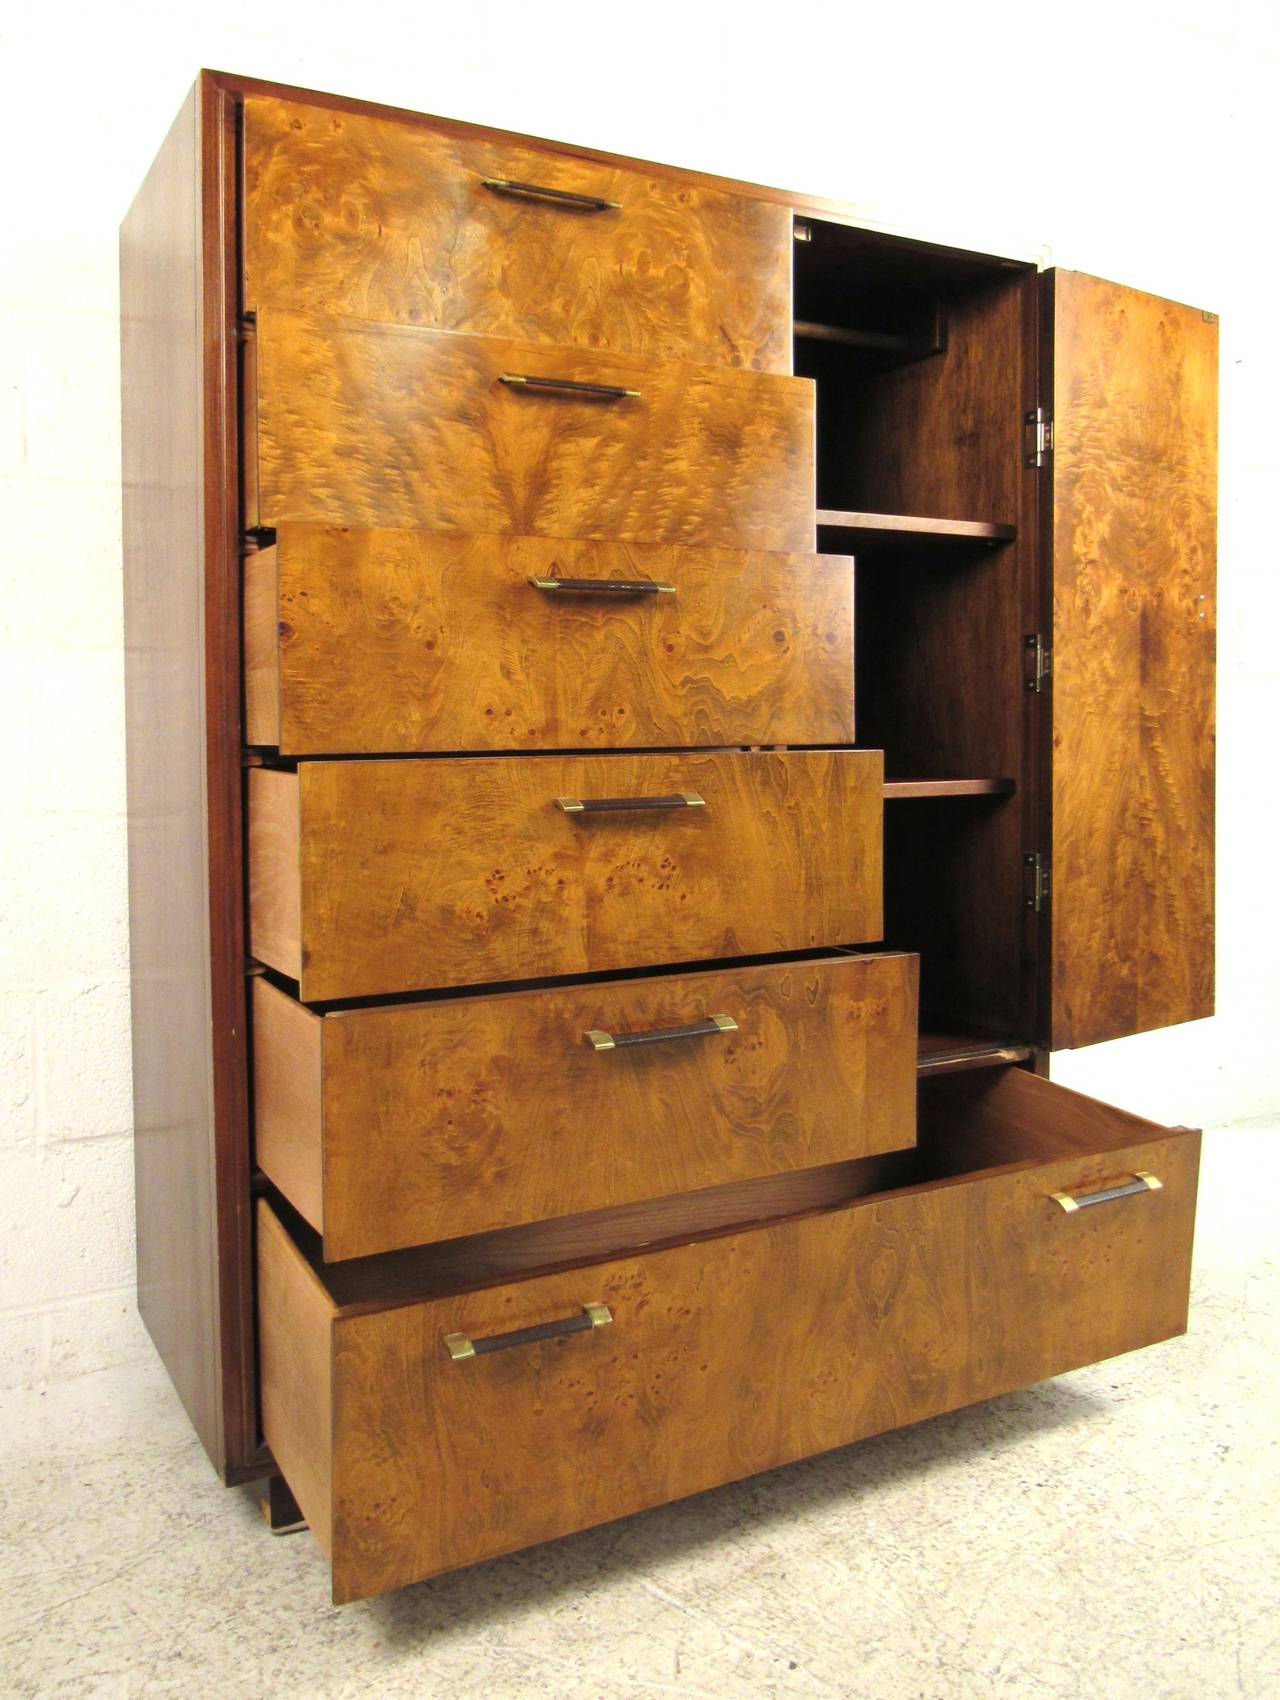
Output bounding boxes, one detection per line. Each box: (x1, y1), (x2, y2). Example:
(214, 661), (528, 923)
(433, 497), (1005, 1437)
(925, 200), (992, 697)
(252, 951), (919, 1258)
(247, 310), (815, 550)
(245, 527), (854, 754)
(1048, 271), (1217, 1049)
(248, 750), (885, 1002)
(243, 95), (793, 373)
(258, 1066), (1198, 1600)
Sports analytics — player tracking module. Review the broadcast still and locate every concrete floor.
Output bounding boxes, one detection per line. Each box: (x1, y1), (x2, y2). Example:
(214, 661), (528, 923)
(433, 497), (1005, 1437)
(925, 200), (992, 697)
(2, 1121), (1276, 1700)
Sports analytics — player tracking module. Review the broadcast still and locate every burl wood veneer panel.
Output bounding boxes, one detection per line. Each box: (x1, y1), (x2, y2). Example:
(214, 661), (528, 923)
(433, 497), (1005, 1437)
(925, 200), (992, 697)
(258, 1067), (1198, 1600)
(245, 528), (854, 754)
(1049, 271), (1217, 1048)
(246, 311), (815, 551)
(249, 751), (884, 1001)
(243, 95), (792, 373)
(253, 952), (918, 1257)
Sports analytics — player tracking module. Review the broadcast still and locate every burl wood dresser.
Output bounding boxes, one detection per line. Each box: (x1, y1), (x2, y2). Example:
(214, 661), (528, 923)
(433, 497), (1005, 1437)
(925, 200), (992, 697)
(121, 71), (1216, 1603)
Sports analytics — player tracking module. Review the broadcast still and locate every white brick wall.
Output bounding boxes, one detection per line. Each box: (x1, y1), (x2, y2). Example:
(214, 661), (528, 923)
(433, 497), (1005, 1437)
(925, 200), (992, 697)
(1, 2), (1277, 1394)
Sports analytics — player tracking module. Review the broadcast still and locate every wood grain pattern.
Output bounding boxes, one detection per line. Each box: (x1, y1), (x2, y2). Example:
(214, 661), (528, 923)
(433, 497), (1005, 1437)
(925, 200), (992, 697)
(214, 71), (1052, 266)
(820, 273), (1040, 1040)
(247, 311), (815, 550)
(249, 751), (883, 1001)
(251, 978), (323, 1227)
(242, 95), (792, 374)
(122, 75), (259, 1482)
(242, 543), (280, 746)
(815, 511), (1016, 543)
(883, 779), (1014, 799)
(257, 1200), (334, 1555)
(122, 81), (223, 1472)
(253, 952), (918, 1258)
(253, 527), (853, 755)
(247, 768), (301, 979)
(256, 1069), (1199, 1600)
(286, 1060), (1190, 1310)
(810, 276), (1026, 524)
(289, 1149), (904, 1308)
(1048, 271), (1217, 1049)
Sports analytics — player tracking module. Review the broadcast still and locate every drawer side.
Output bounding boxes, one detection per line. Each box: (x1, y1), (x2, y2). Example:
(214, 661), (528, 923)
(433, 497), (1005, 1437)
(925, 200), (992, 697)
(258, 1201), (336, 1556)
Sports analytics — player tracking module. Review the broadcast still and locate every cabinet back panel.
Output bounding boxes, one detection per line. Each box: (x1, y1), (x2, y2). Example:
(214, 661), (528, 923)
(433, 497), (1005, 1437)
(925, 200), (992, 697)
(799, 273), (1029, 524)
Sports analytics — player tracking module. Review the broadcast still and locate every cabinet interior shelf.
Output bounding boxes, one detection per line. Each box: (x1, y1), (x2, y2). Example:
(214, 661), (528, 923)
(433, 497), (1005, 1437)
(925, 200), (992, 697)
(883, 778), (1015, 799)
(817, 510), (1017, 552)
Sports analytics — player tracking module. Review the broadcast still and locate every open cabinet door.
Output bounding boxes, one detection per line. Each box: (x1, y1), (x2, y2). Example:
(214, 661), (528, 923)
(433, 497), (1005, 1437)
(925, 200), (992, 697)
(1044, 270), (1217, 1050)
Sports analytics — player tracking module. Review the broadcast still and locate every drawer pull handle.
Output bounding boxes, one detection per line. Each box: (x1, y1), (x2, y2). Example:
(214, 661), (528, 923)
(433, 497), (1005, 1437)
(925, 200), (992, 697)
(500, 372), (641, 402)
(529, 576), (676, 596)
(556, 791), (705, 815)
(481, 176), (621, 213)
(444, 1302), (613, 1362)
(1051, 1171), (1163, 1213)
(585, 1013), (738, 1052)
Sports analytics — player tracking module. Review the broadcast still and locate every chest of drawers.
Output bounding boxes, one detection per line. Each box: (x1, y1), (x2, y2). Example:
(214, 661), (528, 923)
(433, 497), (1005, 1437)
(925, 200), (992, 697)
(122, 72), (1216, 1603)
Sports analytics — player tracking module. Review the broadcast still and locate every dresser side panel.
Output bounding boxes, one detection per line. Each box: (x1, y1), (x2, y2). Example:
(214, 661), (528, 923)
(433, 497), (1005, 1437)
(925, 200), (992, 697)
(121, 77), (256, 1478)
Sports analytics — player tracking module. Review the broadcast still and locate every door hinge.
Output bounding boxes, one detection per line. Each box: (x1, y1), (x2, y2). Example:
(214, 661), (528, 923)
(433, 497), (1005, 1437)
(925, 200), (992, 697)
(1024, 852), (1050, 913)
(1025, 633), (1052, 692)
(1024, 407), (1053, 467)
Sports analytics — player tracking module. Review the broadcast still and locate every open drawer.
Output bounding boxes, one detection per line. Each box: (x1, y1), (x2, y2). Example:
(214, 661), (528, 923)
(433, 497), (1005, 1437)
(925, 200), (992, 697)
(248, 750), (883, 1001)
(258, 1066), (1200, 1602)
(253, 951), (918, 1259)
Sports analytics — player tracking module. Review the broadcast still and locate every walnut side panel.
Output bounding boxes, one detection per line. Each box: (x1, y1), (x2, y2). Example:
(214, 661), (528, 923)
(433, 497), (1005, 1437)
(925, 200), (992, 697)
(122, 77), (255, 1479)
(1048, 271), (1217, 1048)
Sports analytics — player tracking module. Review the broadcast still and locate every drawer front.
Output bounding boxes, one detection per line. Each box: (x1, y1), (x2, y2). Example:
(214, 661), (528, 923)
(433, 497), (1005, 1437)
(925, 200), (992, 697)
(253, 952), (919, 1258)
(245, 528), (854, 755)
(258, 1071), (1200, 1601)
(248, 751), (884, 1001)
(243, 96), (792, 374)
(245, 310), (814, 551)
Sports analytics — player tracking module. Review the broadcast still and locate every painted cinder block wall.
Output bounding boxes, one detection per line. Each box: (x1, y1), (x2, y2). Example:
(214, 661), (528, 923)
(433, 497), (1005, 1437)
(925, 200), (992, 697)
(1, 1), (1276, 1392)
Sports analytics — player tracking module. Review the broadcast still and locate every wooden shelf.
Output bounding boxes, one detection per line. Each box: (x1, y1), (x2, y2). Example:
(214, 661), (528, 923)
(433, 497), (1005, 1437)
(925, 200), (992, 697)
(884, 778), (1015, 800)
(816, 511), (1017, 550)
(917, 1031), (1032, 1075)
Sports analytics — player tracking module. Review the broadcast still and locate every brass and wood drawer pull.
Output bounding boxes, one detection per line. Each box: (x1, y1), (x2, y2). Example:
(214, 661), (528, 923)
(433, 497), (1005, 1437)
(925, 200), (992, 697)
(528, 575), (676, 596)
(555, 791), (705, 815)
(444, 1302), (613, 1362)
(499, 372), (641, 401)
(1050, 1171), (1163, 1212)
(584, 1013), (738, 1052)
(481, 176), (621, 213)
